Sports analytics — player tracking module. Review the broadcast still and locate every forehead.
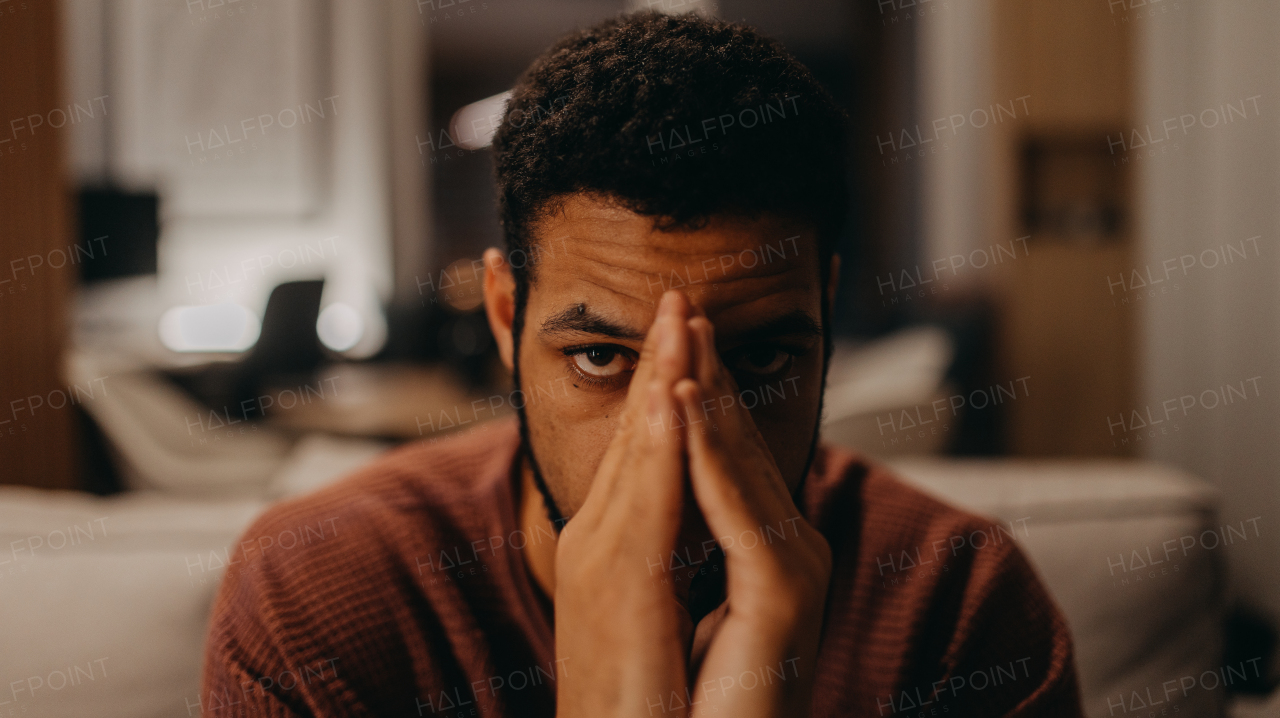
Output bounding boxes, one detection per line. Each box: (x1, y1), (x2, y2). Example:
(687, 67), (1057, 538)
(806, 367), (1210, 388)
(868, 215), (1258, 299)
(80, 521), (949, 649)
(526, 195), (821, 329)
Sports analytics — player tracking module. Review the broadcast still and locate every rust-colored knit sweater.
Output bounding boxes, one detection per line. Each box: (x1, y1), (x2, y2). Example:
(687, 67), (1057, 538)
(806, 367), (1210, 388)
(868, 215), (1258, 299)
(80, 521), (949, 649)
(201, 418), (1082, 717)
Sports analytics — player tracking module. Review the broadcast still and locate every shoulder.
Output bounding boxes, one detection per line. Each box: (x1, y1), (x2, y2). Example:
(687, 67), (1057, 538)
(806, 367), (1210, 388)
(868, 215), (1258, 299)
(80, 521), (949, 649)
(805, 443), (1021, 569)
(202, 420), (523, 712)
(233, 418), (520, 582)
(805, 443), (1082, 716)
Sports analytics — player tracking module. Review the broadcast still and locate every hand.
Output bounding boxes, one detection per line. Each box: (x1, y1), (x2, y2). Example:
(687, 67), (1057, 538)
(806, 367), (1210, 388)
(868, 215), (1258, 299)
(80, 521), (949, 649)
(675, 311), (833, 718)
(553, 291), (697, 718)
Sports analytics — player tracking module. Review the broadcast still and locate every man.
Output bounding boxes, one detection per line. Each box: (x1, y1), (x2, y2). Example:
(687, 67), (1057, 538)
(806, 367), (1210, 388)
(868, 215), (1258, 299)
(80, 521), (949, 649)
(203, 11), (1082, 717)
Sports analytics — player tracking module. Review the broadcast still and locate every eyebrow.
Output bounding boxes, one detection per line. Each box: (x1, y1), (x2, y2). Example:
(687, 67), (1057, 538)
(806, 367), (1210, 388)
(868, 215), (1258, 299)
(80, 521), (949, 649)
(731, 309), (824, 346)
(540, 305), (646, 341)
(538, 305), (822, 344)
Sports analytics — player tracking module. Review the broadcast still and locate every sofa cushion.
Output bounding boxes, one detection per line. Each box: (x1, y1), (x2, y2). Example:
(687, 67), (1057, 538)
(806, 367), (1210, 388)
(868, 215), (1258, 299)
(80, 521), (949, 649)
(888, 458), (1229, 718)
(0, 487), (267, 717)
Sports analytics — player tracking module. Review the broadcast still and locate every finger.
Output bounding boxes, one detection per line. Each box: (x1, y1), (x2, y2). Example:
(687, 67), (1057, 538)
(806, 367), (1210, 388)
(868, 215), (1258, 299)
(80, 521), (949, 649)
(602, 375), (687, 538)
(684, 315), (728, 433)
(601, 292), (692, 529)
(626, 290), (688, 416)
(690, 315), (781, 465)
(653, 292), (692, 385)
(686, 315), (719, 390)
(675, 379), (793, 542)
(580, 291), (688, 514)
(626, 291), (691, 480)
(623, 290), (690, 460)
(685, 315), (758, 448)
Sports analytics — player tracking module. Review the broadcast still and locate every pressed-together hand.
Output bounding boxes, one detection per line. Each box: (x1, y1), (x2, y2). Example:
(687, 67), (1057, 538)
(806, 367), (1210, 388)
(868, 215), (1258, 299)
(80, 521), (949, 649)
(554, 291), (831, 718)
(553, 290), (696, 718)
(675, 308), (832, 718)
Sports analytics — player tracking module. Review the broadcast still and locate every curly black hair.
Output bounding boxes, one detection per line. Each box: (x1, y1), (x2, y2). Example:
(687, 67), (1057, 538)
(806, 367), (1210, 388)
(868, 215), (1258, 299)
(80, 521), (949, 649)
(492, 12), (848, 529)
(493, 10), (849, 315)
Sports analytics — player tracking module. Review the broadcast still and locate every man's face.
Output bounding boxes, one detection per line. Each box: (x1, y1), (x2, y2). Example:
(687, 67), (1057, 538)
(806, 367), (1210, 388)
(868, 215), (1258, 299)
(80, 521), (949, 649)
(504, 193), (828, 519)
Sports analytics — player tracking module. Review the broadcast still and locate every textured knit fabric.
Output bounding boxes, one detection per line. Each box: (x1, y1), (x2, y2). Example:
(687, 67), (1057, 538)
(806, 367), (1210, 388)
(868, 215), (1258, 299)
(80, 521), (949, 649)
(201, 418), (1083, 717)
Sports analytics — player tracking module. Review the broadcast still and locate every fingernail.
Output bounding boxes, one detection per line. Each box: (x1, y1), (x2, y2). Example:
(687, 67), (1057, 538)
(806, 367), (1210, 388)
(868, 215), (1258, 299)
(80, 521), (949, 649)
(659, 290), (680, 317)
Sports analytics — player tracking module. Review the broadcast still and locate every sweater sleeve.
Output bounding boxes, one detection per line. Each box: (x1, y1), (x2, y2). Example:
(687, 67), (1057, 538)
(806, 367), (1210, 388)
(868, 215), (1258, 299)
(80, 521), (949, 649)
(814, 458), (1086, 718)
(200, 638), (308, 718)
(201, 560), (323, 716)
(911, 536), (1084, 718)
(952, 540), (1080, 711)
(200, 508), (373, 718)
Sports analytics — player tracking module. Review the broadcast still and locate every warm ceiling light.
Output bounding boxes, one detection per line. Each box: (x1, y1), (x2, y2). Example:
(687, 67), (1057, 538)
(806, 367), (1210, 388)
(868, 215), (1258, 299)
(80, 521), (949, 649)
(449, 91), (512, 150)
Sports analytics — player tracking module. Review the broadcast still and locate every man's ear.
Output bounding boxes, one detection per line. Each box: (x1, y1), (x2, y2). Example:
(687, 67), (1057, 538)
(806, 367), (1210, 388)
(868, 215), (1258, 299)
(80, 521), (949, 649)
(483, 248), (517, 372)
(826, 254), (841, 317)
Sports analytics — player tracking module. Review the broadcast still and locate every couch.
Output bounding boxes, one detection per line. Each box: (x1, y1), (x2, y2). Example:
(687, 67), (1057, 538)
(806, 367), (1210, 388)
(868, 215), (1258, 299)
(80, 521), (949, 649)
(5, 326), (1272, 716)
(4, 441), (1272, 716)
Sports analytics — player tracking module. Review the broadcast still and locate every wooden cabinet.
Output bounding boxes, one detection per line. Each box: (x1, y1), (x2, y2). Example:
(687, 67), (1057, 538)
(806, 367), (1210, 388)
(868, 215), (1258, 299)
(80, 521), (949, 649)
(990, 0), (1136, 455)
(0, 0), (79, 488)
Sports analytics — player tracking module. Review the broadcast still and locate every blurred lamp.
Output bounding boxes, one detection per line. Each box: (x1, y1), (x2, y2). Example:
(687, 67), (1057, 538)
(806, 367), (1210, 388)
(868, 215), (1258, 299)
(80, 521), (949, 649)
(316, 302), (365, 352)
(158, 303), (261, 353)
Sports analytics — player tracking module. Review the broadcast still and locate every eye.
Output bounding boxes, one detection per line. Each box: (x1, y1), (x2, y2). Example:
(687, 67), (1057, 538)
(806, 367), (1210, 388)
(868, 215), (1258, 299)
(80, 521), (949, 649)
(730, 346), (792, 376)
(569, 346), (636, 378)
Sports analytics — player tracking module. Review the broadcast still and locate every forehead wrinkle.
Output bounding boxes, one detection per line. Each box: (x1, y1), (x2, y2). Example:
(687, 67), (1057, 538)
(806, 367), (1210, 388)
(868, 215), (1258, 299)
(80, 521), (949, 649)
(537, 262), (814, 333)
(568, 232), (796, 264)
(576, 275), (659, 308)
(568, 248), (665, 290)
(568, 241), (810, 293)
(562, 254), (814, 320)
(557, 220), (813, 260)
(566, 232), (745, 259)
(540, 195), (819, 266)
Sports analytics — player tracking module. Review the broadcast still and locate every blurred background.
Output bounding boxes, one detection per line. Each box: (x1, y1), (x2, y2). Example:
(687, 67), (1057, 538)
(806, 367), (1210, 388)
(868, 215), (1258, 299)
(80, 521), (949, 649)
(1, 0), (1278, 715)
